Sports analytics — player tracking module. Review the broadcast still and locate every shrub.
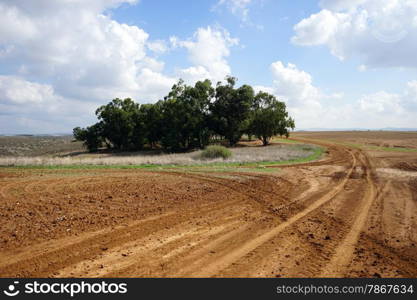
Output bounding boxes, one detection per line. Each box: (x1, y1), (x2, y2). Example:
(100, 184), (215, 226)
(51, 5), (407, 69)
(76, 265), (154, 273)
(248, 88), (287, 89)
(200, 145), (232, 160)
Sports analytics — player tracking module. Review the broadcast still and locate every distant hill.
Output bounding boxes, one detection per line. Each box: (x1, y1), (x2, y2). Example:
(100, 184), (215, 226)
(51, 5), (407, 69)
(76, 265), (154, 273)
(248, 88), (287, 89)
(379, 128), (417, 132)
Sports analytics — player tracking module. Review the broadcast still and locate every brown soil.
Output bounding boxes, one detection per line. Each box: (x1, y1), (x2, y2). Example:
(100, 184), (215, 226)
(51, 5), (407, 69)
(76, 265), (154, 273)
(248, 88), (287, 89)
(0, 131), (416, 278)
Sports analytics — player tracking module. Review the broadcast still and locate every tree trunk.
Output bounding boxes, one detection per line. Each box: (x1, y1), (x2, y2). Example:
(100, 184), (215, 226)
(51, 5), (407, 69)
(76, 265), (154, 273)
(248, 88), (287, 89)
(262, 136), (269, 146)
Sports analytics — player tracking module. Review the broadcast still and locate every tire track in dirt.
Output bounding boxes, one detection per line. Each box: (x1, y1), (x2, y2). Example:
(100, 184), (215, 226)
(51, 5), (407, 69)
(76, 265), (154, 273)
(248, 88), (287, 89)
(320, 150), (377, 277)
(344, 165), (417, 277)
(2, 167), (280, 277)
(177, 149), (357, 277)
(97, 172), (297, 277)
(169, 172), (292, 219)
(55, 213), (245, 277)
(403, 184), (416, 244)
(0, 167), (302, 277)
(266, 140), (349, 169)
(0, 180), (33, 200)
(378, 180), (415, 244)
(0, 196), (244, 277)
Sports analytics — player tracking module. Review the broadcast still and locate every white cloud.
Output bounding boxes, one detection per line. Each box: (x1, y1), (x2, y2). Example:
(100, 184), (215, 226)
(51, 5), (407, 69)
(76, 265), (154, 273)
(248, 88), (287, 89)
(147, 40), (169, 54)
(214, 0), (253, 22)
(358, 91), (404, 114)
(0, 75), (99, 134)
(260, 61), (329, 128)
(260, 61), (417, 129)
(270, 61), (321, 107)
(292, 0), (417, 69)
(359, 81), (417, 114)
(0, 0), (176, 133)
(172, 26), (238, 84)
(291, 10), (348, 48)
(178, 66), (213, 84)
(253, 85), (275, 96)
(318, 0), (366, 12)
(0, 76), (56, 105)
(353, 85), (417, 127)
(213, 0), (263, 29)
(358, 65), (367, 72)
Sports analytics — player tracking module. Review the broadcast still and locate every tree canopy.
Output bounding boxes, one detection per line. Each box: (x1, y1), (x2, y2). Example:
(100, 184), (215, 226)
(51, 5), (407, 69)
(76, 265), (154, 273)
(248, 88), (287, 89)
(249, 92), (295, 146)
(210, 77), (254, 146)
(73, 77), (295, 152)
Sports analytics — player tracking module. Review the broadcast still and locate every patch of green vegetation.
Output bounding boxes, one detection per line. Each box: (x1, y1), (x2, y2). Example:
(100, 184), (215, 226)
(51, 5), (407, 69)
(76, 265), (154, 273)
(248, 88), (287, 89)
(200, 145), (232, 159)
(173, 166), (280, 174)
(271, 137), (301, 144)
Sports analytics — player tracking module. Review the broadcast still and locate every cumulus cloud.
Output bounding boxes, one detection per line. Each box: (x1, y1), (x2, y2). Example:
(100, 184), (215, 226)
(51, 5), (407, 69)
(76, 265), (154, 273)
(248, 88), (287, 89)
(172, 26), (239, 84)
(292, 0), (417, 69)
(0, 76), (98, 133)
(258, 61), (417, 129)
(353, 85), (417, 128)
(0, 76), (56, 105)
(0, 0), (179, 133)
(359, 81), (417, 114)
(269, 62), (321, 107)
(267, 62), (327, 128)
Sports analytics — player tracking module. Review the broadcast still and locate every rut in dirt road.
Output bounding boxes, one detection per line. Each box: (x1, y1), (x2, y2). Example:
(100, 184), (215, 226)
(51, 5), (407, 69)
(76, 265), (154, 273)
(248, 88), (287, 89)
(180, 150), (357, 277)
(320, 150), (377, 277)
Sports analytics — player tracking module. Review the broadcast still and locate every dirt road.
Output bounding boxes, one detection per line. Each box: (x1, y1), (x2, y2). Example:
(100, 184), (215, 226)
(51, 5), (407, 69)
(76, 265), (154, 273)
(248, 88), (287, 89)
(0, 134), (416, 277)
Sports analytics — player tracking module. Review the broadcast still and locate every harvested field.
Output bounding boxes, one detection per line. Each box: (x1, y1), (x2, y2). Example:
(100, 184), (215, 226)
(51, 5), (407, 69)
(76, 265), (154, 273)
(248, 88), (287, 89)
(292, 131), (417, 151)
(0, 131), (416, 278)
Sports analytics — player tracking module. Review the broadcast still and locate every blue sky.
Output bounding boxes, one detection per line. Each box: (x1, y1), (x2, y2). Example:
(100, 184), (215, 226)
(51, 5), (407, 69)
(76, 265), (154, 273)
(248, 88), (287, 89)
(0, 0), (417, 133)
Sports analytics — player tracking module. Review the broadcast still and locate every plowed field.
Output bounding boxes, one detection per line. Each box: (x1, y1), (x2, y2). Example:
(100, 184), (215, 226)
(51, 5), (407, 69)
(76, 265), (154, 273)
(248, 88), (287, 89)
(1, 132), (416, 278)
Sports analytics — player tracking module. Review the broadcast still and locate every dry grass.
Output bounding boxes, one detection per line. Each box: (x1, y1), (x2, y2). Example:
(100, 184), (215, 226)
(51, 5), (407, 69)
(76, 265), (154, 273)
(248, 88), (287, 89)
(0, 144), (317, 167)
(0, 136), (83, 157)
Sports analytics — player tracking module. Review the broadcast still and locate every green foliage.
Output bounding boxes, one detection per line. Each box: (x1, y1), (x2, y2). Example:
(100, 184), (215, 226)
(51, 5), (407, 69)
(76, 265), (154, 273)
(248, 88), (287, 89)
(73, 77), (296, 153)
(72, 127), (86, 141)
(72, 123), (103, 152)
(160, 79), (214, 151)
(138, 103), (163, 149)
(210, 77), (254, 146)
(95, 98), (139, 150)
(248, 92), (295, 146)
(200, 145), (232, 160)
